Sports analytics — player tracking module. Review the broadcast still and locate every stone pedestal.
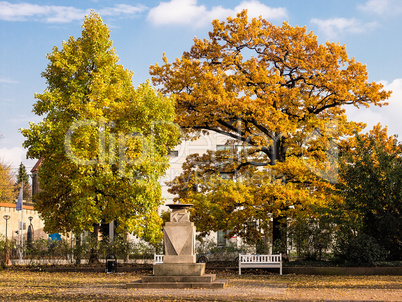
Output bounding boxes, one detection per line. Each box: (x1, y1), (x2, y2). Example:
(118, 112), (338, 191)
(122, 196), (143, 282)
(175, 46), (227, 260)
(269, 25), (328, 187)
(127, 203), (228, 289)
(153, 263), (205, 276)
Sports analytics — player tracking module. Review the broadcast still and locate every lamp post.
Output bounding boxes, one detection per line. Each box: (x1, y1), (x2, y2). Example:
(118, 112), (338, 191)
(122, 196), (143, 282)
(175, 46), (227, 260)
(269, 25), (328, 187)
(3, 215), (11, 266)
(3, 215), (10, 241)
(27, 216), (34, 245)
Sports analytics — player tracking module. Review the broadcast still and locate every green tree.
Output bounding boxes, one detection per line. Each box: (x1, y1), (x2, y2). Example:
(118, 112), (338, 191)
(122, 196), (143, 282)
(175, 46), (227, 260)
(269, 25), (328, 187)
(16, 162), (29, 184)
(151, 11), (390, 255)
(16, 162), (32, 202)
(336, 124), (402, 260)
(20, 12), (179, 262)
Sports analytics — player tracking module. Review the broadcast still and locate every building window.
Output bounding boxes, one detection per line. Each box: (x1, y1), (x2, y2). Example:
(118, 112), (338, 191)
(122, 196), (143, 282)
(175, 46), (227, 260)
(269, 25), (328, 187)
(217, 230), (227, 246)
(168, 150), (178, 157)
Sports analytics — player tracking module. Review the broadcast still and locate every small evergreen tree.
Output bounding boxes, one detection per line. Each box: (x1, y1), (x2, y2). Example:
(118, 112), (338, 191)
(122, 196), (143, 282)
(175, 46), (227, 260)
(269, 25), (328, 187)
(16, 162), (28, 184)
(15, 162), (32, 202)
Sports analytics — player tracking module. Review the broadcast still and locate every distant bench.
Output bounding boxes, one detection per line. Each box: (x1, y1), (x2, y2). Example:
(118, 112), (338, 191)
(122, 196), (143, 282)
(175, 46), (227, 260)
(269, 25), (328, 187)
(154, 254), (164, 264)
(239, 254), (282, 275)
(153, 255), (164, 274)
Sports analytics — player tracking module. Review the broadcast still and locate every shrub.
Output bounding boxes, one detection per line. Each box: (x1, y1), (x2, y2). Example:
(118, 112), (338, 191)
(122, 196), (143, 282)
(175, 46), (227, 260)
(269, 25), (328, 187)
(0, 235), (15, 267)
(99, 235), (135, 261)
(346, 234), (387, 266)
(130, 240), (157, 259)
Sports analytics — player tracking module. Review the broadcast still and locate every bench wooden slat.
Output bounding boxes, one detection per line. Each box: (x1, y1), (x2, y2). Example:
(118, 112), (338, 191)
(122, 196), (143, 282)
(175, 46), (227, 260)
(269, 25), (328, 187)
(239, 254), (282, 275)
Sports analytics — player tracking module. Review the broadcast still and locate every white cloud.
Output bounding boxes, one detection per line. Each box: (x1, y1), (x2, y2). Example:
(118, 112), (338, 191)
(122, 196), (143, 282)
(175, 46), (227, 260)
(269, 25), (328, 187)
(98, 4), (147, 17)
(346, 78), (402, 137)
(234, 0), (287, 20)
(0, 2), (146, 23)
(147, 0), (287, 28)
(147, 0), (210, 27)
(358, 0), (402, 15)
(0, 78), (19, 84)
(0, 2), (84, 22)
(310, 17), (378, 38)
(0, 147), (35, 171)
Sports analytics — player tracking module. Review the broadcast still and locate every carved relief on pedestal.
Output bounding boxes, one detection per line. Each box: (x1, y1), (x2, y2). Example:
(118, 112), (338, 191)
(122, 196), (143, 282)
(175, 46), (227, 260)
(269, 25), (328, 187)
(170, 211), (190, 223)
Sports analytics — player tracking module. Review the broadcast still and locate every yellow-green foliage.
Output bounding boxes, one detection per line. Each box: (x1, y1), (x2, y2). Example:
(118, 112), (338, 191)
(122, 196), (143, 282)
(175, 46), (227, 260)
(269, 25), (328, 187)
(20, 12), (180, 244)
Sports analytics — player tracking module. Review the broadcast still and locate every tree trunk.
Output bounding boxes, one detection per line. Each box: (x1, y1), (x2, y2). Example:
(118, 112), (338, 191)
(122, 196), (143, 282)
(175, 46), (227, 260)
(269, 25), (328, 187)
(256, 237), (269, 254)
(75, 234), (82, 266)
(271, 137), (288, 260)
(272, 215), (288, 260)
(88, 224), (100, 264)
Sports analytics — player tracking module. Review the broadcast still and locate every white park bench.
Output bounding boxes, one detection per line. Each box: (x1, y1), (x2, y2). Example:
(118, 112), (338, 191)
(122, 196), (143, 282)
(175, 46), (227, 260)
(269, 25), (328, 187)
(154, 254), (164, 264)
(153, 254), (163, 274)
(239, 254), (282, 275)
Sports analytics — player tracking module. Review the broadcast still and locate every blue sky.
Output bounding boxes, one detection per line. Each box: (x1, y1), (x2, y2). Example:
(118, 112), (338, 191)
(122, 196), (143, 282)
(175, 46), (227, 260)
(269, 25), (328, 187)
(1, 0), (402, 172)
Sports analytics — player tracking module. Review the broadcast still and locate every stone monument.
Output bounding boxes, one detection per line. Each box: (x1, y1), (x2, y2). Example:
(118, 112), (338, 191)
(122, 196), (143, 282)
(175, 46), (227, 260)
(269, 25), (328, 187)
(127, 203), (228, 289)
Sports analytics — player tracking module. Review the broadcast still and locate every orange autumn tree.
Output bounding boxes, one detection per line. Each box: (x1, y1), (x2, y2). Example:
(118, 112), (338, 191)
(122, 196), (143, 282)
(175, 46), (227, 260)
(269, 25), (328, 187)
(0, 160), (16, 204)
(150, 11), (390, 255)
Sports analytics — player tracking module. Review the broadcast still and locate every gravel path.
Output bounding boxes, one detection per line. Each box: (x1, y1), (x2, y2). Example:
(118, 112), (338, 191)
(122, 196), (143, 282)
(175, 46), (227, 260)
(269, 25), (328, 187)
(61, 278), (402, 301)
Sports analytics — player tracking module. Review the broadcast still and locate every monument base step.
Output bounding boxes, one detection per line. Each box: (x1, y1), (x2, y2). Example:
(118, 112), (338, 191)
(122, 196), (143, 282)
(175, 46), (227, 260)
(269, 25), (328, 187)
(142, 274), (216, 283)
(126, 279), (229, 289)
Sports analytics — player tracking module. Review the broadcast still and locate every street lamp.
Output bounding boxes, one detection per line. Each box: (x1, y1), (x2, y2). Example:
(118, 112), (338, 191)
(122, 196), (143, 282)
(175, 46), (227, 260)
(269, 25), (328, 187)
(27, 216), (34, 243)
(3, 215), (10, 241)
(3, 215), (11, 266)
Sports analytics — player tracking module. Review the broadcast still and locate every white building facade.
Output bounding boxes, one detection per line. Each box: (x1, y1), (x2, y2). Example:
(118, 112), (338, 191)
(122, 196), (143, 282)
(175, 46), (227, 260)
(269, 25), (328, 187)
(159, 131), (239, 247)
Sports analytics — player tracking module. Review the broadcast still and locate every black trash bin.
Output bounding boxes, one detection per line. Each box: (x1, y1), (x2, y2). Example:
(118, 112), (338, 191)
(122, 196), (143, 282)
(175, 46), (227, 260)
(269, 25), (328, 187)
(106, 254), (117, 273)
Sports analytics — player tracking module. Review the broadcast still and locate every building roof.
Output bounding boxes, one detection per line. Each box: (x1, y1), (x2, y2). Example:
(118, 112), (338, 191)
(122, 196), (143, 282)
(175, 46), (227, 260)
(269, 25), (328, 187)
(0, 202), (35, 211)
(31, 158), (44, 173)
